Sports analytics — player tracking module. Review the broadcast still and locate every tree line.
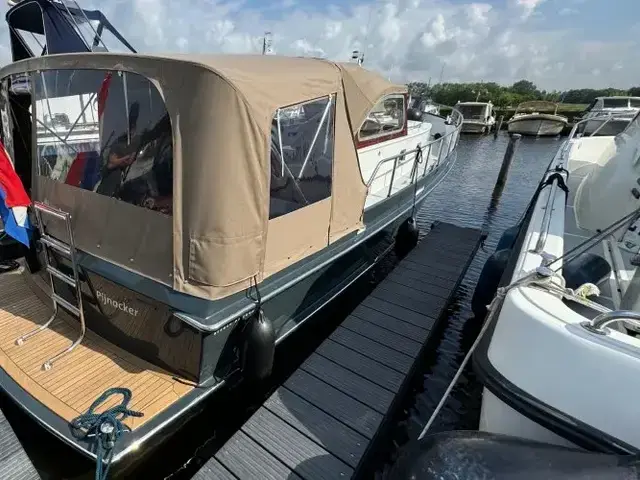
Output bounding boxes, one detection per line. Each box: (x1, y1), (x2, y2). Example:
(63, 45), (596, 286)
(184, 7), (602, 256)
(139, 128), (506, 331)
(408, 79), (640, 108)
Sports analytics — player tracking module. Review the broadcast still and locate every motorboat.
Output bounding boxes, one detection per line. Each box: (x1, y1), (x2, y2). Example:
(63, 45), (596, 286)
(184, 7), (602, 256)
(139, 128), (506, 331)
(0, 0), (464, 474)
(577, 96), (640, 136)
(456, 101), (495, 134)
(507, 101), (568, 136)
(471, 109), (640, 455)
(408, 97), (441, 118)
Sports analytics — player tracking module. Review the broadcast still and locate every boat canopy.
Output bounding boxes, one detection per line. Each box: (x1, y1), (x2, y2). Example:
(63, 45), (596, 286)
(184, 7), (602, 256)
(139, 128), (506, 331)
(0, 53), (406, 300)
(514, 101), (559, 115)
(6, 0), (136, 61)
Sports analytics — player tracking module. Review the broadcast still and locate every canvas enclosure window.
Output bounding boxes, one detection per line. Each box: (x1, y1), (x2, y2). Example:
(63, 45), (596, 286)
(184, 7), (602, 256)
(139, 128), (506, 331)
(457, 104), (487, 120)
(358, 94), (406, 140)
(269, 95), (335, 219)
(33, 69), (173, 215)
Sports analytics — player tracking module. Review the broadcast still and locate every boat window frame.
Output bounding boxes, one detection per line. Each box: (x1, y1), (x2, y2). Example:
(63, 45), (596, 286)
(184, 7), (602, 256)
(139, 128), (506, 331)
(356, 93), (408, 149)
(268, 93), (336, 220)
(30, 67), (175, 216)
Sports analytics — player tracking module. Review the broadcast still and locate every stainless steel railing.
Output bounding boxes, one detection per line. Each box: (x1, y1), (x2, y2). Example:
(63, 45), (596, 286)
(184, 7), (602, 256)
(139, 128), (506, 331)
(365, 109), (464, 198)
(560, 112), (635, 161)
(581, 310), (640, 335)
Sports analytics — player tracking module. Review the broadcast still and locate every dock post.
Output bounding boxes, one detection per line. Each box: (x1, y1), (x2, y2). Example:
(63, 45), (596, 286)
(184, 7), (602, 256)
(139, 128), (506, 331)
(494, 115), (504, 138)
(490, 133), (521, 204)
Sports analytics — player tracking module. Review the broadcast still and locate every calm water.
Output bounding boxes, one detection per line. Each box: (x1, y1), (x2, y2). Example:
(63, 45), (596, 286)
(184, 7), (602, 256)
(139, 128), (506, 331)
(2, 132), (563, 479)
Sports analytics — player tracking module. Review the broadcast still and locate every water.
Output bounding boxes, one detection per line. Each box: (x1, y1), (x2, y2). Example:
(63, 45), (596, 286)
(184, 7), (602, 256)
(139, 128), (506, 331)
(374, 132), (564, 476)
(2, 132), (563, 479)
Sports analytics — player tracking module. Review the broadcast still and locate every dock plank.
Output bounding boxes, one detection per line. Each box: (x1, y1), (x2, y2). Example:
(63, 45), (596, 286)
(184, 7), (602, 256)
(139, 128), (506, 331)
(301, 353), (394, 413)
(242, 407), (353, 479)
(341, 315), (422, 357)
(196, 222), (483, 480)
(216, 430), (301, 480)
(192, 459), (237, 480)
(350, 305), (429, 342)
(0, 408), (39, 480)
(315, 340), (404, 392)
(360, 296), (436, 329)
(264, 388), (367, 468)
(285, 370), (382, 438)
(330, 327), (414, 374)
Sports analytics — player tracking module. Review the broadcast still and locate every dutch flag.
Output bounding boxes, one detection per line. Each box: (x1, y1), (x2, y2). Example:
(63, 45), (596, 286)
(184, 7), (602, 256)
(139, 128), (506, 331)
(0, 142), (32, 247)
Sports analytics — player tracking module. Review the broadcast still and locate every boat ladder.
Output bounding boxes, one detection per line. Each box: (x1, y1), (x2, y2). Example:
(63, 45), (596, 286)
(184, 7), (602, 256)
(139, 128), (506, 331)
(14, 201), (86, 371)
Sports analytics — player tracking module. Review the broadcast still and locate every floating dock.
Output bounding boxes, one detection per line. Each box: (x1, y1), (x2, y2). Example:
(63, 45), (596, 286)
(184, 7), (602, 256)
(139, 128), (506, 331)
(0, 405), (39, 479)
(193, 221), (483, 480)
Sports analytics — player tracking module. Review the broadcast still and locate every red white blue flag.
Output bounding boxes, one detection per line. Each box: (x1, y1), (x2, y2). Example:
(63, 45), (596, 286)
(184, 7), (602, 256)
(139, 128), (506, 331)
(0, 141), (31, 247)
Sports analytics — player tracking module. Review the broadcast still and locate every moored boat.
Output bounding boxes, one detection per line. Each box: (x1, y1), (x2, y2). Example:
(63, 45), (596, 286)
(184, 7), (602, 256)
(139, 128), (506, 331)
(0, 0), (464, 475)
(507, 101), (568, 136)
(455, 101), (495, 134)
(471, 110), (640, 454)
(577, 96), (640, 136)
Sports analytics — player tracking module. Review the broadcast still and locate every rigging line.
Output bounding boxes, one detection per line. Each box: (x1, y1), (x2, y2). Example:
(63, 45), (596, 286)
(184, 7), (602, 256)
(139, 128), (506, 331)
(548, 208), (640, 272)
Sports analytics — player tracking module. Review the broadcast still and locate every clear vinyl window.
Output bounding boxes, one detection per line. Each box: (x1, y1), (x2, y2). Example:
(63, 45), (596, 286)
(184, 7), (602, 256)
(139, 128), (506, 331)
(33, 69), (173, 215)
(358, 94), (406, 140)
(269, 95), (335, 219)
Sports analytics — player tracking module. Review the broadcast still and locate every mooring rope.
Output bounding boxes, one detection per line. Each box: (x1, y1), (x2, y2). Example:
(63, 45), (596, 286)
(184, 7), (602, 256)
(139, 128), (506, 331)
(70, 387), (144, 480)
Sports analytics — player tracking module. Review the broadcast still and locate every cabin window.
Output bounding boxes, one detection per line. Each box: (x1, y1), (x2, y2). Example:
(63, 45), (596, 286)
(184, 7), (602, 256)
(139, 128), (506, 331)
(32, 69), (173, 215)
(358, 94), (406, 140)
(602, 98), (630, 109)
(269, 95), (335, 219)
(457, 104), (487, 120)
(630, 99), (640, 108)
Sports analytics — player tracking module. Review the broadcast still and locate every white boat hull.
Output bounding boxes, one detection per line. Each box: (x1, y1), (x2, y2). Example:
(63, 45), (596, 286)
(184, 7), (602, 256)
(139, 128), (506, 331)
(479, 389), (578, 449)
(461, 121), (491, 134)
(507, 116), (566, 136)
(475, 126), (640, 454)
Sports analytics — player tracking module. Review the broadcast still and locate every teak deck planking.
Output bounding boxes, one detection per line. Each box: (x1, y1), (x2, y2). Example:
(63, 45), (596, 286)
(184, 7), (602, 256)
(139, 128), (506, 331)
(193, 221), (483, 480)
(0, 269), (194, 430)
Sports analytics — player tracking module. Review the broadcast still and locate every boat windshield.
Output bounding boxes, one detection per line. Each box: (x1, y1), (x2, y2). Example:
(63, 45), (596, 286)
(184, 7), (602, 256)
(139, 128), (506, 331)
(458, 104), (487, 120)
(602, 98), (631, 109)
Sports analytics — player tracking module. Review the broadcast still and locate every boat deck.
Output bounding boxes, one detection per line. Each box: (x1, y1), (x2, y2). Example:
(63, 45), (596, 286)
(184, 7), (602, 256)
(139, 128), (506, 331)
(0, 404), (39, 480)
(0, 269), (194, 430)
(192, 221), (483, 479)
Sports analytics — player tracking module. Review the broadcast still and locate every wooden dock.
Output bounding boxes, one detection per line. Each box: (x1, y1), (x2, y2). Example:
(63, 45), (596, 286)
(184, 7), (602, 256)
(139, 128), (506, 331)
(193, 221), (483, 480)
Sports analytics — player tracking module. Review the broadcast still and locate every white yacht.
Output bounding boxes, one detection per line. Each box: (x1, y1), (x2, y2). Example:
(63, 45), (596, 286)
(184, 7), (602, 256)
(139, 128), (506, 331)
(578, 96), (640, 136)
(472, 110), (640, 455)
(507, 101), (568, 136)
(456, 101), (495, 134)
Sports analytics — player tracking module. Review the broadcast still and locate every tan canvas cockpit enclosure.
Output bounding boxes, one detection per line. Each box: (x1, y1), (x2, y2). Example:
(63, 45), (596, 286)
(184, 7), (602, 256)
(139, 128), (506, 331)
(0, 53), (407, 300)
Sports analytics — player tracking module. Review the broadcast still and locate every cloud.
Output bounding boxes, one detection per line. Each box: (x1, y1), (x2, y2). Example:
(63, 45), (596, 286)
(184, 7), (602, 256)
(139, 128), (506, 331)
(0, 0), (637, 91)
(511, 0), (546, 19)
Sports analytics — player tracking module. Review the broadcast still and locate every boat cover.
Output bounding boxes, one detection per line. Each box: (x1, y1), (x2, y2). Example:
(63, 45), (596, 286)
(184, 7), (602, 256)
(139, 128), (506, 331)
(0, 53), (406, 300)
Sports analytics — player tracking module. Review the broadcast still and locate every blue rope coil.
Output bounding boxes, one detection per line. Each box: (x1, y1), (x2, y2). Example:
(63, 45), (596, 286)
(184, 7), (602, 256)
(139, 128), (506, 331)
(70, 387), (144, 480)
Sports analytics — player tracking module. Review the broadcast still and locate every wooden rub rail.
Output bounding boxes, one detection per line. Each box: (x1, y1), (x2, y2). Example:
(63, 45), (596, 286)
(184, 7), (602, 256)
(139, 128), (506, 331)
(193, 221), (483, 480)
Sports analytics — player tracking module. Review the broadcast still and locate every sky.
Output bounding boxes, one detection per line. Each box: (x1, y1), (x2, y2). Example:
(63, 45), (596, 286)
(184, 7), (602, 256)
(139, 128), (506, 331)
(1, 0), (639, 91)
